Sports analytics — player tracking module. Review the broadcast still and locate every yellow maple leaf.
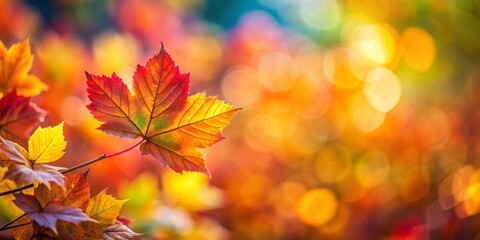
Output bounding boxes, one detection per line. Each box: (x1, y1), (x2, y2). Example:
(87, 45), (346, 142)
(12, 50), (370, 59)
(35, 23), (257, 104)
(0, 38), (47, 98)
(0, 122), (66, 188)
(28, 122), (66, 164)
(87, 189), (128, 225)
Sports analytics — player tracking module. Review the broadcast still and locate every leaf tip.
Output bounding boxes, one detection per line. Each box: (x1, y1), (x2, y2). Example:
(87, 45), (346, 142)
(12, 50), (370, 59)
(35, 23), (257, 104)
(18, 37), (31, 50)
(82, 169), (90, 177)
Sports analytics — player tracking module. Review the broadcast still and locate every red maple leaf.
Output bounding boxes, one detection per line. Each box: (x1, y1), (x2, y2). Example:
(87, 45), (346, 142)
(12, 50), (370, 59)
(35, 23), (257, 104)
(86, 44), (240, 175)
(0, 90), (46, 145)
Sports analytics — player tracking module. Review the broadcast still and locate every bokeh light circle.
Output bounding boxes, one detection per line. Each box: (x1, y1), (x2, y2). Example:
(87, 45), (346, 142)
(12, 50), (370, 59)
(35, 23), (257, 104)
(258, 52), (298, 92)
(355, 150), (390, 188)
(315, 145), (351, 183)
(349, 93), (385, 132)
(323, 48), (363, 88)
(364, 67), (401, 113)
(221, 66), (262, 106)
(300, 0), (341, 31)
(402, 27), (436, 71)
(348, 23), (398, 66)
(297, 188), (338, 226)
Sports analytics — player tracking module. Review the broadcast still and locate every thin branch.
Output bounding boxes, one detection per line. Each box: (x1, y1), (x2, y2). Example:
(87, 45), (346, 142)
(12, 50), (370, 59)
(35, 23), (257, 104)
(0, 213), (26, 230)
(0, 184), (34, 197)
(0, 220), (32, 231)
(59, 153), (106, 175)
(0, 139), (145, 197)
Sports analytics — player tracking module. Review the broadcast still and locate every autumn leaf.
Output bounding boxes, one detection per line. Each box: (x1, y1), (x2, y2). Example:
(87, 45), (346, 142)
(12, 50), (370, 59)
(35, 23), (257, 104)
(0, 122), (66, 188)
(12, 218), (94, 240)
(86, 44), (240, 175)
(11, 174), (131, 239)
(0, 167), (26, 218)
(101, 220), (141, 240)
(34, 171), (90, 210)
(0, 166), (16, 199)
(46, 217), (138, 239)
(12, 216), (34, 240)
(0, 136), (27, 166)
(0, 90), (46, 145)
(140, 92), (240, 174)
(12, 193), (97, 234)
(60, 171), (90, 210)
(87, 189), (128, 225)
(43, 172), (100, 239)
(0, 38), (48, 97)
(56, 221), (106, 239)
(5, 163), (64, 189)
(28, 122), (66, 164)
(13, 178), (84, 239)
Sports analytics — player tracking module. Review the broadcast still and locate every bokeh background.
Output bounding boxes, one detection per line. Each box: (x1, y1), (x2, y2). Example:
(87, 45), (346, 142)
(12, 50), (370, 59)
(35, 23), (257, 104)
(2, 0), (480, 239)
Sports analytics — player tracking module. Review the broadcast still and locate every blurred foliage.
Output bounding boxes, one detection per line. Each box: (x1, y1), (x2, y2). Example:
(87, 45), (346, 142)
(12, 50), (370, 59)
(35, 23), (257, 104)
(2, 0), (480, 239)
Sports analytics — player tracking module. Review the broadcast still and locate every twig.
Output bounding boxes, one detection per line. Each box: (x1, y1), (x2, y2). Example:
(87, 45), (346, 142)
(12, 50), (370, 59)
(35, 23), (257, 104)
(0, 220), (32, 231)
(0, 213), (26, 230)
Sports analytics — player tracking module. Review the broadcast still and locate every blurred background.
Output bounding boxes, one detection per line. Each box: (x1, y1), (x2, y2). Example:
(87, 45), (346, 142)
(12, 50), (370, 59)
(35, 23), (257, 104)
(1, 0), (480, 239)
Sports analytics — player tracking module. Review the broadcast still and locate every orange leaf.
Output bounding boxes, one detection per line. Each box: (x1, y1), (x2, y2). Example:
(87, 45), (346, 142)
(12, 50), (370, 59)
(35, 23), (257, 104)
(34, 171), (90, 211)
(86, 44), (240, 175)
(0, 38), (47, 97)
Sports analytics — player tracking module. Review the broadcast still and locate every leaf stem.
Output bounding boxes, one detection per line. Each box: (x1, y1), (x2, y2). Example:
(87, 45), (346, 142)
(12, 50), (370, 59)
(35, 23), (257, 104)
(105, 138), (145, 158)
(61, 138), (144, 174)
(0, 139), (145, 197)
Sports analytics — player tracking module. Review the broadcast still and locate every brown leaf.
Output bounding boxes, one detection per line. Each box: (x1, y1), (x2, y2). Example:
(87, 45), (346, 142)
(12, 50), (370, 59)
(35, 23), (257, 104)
(12, 193), (96, 234)
(5, 162), (64, 189)
(0, 135), (29, 165)
(12, 216), (34, 240)
(34, 171), (90, 210)
(101, 220), (141, 240)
